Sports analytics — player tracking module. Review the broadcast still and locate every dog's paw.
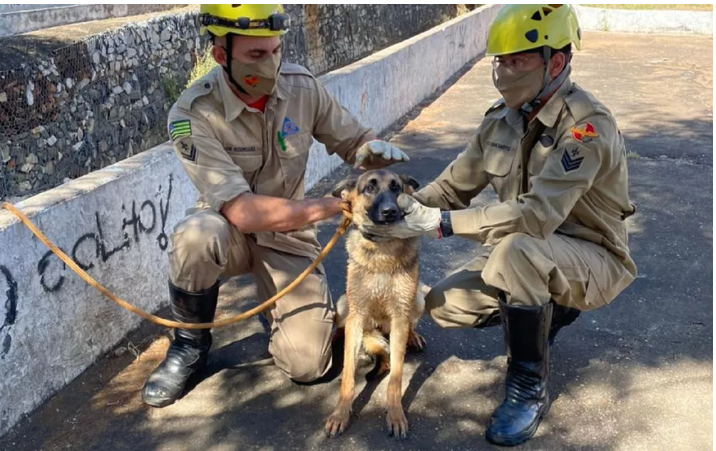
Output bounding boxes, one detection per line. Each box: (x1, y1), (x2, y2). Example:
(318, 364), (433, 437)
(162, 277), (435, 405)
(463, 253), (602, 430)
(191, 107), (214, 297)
(325, 407), (351, 438)
(407, 329), (426, 352)
(387, 406), (409, 439)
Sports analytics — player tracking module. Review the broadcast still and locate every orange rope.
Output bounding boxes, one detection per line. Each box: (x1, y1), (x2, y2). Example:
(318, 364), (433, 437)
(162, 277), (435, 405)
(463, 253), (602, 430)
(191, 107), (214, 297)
(1, 201), (352, 329)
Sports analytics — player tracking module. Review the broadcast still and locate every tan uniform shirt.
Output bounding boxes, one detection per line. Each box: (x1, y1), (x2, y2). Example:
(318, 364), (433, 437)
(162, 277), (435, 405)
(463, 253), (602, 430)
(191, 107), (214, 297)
(167, 64), (372, 259)
(414, 78), (637, 278)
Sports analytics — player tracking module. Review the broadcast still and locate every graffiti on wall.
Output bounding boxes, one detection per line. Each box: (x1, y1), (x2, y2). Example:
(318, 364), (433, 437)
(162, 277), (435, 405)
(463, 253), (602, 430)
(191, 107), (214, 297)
(0, 174), (175, 359)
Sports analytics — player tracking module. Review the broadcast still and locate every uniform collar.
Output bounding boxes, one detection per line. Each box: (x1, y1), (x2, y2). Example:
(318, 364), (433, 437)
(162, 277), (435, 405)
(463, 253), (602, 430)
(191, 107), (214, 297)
(215, 65), (291, 122)
(534, 77), (572, 128)
(215, 67), (247, 122)
(275, 72), (293, 101)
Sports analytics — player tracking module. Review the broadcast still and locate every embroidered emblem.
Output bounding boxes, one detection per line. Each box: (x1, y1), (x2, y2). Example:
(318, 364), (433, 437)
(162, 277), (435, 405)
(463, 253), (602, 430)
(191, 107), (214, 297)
(561, 147), (584, 173)
(282, 117), (300, 136)
(570, 122), (598, 143)
(243, 75), (260, 87)
(169, 120), (191, 141)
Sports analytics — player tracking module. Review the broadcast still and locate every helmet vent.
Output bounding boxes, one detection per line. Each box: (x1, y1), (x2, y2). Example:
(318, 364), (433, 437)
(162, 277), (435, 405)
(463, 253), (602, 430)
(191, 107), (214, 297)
(542, 7), (553, 16)
(531, 11), (542, 21)
(525, 29), (539, 43)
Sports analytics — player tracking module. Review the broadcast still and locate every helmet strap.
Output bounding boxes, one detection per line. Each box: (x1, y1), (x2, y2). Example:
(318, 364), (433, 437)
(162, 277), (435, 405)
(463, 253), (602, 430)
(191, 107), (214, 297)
(222, 33), (250, 96)
(519, 46), (570, 117)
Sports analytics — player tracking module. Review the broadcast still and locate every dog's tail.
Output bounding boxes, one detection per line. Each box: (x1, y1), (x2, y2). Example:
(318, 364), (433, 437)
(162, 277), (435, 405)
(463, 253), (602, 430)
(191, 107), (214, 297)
(362, 329), (390, 358)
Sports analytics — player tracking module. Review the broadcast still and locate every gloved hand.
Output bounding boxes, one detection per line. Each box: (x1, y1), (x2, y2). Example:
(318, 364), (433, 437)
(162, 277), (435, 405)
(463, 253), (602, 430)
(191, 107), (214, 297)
(361, 194), (442, 239)
(354, 140), (410, 170)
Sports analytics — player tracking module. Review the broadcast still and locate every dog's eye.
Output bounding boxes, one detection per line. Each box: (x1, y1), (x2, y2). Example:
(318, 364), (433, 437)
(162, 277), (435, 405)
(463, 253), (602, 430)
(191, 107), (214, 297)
(389, 180), (401, 192)
(364, 184), (376, 194)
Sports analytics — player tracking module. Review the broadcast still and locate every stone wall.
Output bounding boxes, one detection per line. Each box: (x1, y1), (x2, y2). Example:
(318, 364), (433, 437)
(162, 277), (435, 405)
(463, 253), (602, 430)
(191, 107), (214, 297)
(0, 4), (469, 201)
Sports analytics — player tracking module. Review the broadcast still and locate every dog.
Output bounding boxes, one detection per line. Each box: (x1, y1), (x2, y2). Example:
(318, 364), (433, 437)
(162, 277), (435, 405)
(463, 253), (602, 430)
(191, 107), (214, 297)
(325, 169), (427, 439)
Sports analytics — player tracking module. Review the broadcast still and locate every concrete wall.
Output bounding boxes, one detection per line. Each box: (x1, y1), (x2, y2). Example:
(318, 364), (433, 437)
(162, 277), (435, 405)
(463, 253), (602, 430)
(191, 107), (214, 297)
(0, 5), (502, 436)
(0, 4), (185, 37)
(575, 5), (713, 35)
(0, 5), (465, 201)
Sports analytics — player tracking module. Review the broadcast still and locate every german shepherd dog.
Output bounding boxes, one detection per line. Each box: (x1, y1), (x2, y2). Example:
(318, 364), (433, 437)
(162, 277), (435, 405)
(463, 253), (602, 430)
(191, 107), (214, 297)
(325, 169), (426, 439)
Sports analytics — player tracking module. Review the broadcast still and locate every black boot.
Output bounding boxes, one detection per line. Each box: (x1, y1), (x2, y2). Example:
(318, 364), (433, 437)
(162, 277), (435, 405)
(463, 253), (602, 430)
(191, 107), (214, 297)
(549, 302), (581, 345)
(141, 280), (219, 407)
(485, 296), (552, 447)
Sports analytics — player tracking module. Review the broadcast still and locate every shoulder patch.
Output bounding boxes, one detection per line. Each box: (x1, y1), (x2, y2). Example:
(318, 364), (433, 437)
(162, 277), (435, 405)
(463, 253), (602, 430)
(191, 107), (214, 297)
(175, 137), (197, 162)
(484, 99), (506, 117)
(561, 146), (585, 173)
(169, 120), (192, 141)
(569, 121), (599, 143)
(280, 62), (315, 78)
(177, 78), (214, 112)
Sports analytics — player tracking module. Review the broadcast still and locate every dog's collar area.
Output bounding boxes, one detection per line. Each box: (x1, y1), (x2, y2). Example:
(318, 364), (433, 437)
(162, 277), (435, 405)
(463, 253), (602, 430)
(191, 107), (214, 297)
(359, 230), (392, 243)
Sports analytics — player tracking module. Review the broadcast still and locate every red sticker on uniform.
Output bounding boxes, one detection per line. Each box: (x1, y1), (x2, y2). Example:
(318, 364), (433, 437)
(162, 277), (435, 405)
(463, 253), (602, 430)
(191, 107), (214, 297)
(570, 122), (599, 143)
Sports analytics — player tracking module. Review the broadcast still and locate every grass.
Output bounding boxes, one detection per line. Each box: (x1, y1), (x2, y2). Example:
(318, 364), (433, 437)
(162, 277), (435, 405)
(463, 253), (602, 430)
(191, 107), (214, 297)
(160, 75), (181, 104)
(585, 4), (712, 11)
(186, 49), (218, 90)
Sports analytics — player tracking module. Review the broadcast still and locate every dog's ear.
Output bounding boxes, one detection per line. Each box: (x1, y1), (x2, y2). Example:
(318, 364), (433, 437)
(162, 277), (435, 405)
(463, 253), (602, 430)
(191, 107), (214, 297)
(331, 178), (358, 199)
(400, 175), (420, 193)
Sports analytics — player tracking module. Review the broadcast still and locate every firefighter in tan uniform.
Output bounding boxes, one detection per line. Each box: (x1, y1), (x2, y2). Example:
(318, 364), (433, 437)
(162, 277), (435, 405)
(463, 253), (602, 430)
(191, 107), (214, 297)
(142, 4), (410, 408)
(363, 5), (637, 446)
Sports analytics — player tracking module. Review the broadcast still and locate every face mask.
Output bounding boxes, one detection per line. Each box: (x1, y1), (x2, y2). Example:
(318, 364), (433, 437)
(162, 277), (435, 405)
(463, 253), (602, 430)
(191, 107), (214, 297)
(229, 51), (281, 97)
(492, 64), (545, 110)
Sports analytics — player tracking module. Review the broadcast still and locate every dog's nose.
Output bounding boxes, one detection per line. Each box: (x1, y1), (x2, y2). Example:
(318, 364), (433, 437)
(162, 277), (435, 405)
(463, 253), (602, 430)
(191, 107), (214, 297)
(381, 205), (399, 221)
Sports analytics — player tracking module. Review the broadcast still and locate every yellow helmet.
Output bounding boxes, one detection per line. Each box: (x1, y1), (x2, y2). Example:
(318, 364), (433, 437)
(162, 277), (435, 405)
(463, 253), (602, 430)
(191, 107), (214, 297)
(199, 4), (290, 38)
(486, 4), (582, 56)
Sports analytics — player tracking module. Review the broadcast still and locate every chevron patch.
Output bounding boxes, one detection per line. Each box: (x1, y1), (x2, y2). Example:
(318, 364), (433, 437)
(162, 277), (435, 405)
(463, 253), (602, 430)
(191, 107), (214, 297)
(177, 138), (197, 162)
(561, 147), (584, 173)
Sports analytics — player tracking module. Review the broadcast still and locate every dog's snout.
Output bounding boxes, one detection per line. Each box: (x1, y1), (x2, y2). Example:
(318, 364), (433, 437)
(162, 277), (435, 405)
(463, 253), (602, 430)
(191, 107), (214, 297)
(381, 205), (399, 220)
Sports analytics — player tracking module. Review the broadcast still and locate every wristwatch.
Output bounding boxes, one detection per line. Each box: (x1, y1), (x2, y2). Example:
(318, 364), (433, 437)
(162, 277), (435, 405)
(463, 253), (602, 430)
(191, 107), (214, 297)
(439, 211), (454, 238)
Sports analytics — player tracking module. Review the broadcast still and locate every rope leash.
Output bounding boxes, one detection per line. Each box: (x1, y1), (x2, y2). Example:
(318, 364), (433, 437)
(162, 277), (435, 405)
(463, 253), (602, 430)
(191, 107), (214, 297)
(1, 201), (352, 329)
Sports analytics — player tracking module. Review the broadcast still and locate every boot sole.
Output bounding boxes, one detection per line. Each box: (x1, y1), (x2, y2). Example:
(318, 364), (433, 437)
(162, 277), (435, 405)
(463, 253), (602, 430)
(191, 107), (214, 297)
(485, 399), (551, 447)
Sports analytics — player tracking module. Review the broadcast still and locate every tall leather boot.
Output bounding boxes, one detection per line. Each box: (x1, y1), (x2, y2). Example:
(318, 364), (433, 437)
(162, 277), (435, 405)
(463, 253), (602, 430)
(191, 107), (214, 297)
(141, 280), (219, 407)
(485, 295), (552, 446)
(549, 302), (581, 345)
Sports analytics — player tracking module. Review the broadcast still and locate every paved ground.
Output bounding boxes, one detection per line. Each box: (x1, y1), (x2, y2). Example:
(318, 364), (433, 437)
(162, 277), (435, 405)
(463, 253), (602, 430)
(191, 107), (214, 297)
(0, 31), (712, 451)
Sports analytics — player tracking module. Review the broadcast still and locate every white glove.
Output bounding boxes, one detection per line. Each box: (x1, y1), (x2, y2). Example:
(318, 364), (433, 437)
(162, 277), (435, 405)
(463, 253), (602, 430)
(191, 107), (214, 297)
(354, 140), (410, 169)
(361, 194), (442, 239)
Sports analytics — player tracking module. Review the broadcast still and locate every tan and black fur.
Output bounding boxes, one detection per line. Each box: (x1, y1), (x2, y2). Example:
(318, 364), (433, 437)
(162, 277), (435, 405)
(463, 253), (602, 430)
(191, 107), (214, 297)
(325, 169), (426, 439)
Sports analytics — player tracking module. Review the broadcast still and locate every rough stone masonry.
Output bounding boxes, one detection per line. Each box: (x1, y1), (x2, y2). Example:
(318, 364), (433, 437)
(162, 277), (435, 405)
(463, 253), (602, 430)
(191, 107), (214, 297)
(0, 4), (469, 201)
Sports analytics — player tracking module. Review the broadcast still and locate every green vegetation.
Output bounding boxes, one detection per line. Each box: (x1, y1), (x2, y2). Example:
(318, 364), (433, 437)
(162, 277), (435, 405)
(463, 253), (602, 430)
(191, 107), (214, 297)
(160, 75), (181, 104)
(186, 50), (218, 89)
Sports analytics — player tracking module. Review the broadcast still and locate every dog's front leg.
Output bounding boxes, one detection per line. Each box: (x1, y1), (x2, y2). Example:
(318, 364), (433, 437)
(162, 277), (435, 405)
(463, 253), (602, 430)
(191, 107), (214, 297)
(325, 312), (364, 437)
(386, 316), (410, 439)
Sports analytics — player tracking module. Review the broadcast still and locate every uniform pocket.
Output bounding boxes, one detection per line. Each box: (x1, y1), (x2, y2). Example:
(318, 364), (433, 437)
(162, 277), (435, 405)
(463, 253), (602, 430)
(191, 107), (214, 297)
(528, 141), (555, 176)
(278, 132), (312, 160)
(484, 149), (515, 176)
(277, 132), (312, 187)
(229, 154), (263, 182)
